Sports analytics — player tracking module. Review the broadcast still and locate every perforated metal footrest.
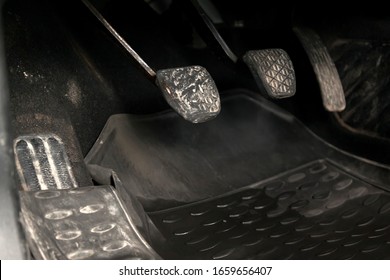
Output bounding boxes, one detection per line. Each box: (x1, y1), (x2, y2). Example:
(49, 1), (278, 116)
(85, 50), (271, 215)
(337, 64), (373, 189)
(156, 66), (221, 123)
(243, 49), (296, 99)
(14, 135), (77, 191)
(20, 186), (159, 259)
(149, 160), (390, 259)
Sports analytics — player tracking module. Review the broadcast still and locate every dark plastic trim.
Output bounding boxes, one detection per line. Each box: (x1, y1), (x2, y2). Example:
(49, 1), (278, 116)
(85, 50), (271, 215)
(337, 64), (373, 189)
(0, 0), (27, 260)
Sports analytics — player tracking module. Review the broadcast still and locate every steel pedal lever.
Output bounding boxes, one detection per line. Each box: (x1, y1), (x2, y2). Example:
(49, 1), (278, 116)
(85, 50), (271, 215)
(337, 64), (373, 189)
(185, 0), (296, 99)
(82, 0), (221, 123)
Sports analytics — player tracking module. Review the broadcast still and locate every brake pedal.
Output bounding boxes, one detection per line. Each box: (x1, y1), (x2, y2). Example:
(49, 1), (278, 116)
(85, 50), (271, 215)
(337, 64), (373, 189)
(243, 49), (296, 99)
(294, 27), (346, 112)
(185, 0), (296, 99)
(82, 0), (220, 123)
(14, 135), (77, 191)
(20, 185), (159, 259)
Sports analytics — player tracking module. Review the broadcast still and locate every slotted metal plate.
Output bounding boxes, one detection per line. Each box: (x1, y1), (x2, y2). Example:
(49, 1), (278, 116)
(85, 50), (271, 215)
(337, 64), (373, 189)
(14, 135), (77, 191)
(20, 186), (159, 260)
(149, 160), (390, 259)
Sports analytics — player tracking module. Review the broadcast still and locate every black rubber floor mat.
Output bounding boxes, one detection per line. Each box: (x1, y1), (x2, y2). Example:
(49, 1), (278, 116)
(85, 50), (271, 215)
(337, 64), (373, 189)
(86, 90), (390, 259)
(148, 160), (390, 260)
(86, 90), (390, 212)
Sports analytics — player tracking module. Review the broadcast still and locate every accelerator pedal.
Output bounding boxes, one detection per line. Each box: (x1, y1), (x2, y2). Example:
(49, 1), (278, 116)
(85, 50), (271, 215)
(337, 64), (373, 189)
(294, 27), (346, 112)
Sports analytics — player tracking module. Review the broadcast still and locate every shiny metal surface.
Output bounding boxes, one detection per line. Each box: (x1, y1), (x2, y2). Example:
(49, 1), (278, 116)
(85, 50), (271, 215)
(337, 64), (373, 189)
(20, 185), (159, 260)
(156, 66), (221, 123)
(14, 135), (78, 191)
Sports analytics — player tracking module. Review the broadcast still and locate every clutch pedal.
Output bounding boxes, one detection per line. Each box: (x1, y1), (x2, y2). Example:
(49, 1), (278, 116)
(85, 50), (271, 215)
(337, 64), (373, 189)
(82, 0), (220, 123)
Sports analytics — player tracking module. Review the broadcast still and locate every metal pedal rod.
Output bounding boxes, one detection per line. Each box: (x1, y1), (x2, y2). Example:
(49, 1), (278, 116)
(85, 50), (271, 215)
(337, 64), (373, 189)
(82, 0), (220, 123)
(189, 0), (238, 63)
(184, 0), (296, 99)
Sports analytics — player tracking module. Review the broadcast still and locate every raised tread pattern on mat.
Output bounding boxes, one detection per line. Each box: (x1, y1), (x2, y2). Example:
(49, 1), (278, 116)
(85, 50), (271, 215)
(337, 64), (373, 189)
(148, 160), (390, 259)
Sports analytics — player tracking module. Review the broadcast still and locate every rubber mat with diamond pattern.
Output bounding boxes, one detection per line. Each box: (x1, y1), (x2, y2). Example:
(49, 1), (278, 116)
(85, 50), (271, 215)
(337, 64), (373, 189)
(148, 160), (390, 259)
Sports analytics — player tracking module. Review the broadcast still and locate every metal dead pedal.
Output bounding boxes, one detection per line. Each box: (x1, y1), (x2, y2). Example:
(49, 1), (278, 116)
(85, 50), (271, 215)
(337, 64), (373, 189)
(187, 0), (296, 99)
(243, 49), (296, 99)
(20, 186), (159, 259)
(82, 0), (220, 123)
(15, 135), (158, 259)
(14, 135), (77, 191)
(294, 27), (346, 112)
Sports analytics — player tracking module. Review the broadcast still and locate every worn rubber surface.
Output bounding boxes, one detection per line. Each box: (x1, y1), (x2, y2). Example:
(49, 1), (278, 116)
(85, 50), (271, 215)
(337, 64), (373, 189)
(149, 160), (390, 259)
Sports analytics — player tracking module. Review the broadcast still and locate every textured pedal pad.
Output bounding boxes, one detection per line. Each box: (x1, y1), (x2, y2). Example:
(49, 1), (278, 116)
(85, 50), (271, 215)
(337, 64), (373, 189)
(156, 66), (221, 123)
(14, 135), (77, 191)
(20, 186), (159, 260)
(243, 49), (296, 99)
(294, 27), (346, 112)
